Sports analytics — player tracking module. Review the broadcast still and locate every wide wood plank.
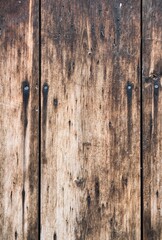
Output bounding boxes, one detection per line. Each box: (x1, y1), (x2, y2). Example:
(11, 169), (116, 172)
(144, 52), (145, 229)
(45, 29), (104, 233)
(0, 1), (39, 239)
(41, 0), (141, 239)
(143, 0), (162, 239)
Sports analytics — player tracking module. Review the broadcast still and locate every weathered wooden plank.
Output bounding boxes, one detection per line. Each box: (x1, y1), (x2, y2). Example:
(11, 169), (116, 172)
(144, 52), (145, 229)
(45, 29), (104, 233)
(0, 1), (39, 239)
(41, 0), (141, 239)
(143, 0), (162, 239)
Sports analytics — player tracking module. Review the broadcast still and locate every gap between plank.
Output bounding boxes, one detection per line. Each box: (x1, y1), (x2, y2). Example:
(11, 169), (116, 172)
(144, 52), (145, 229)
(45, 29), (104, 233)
(140, 0), (143, 238)
(38, 0), (42, 238)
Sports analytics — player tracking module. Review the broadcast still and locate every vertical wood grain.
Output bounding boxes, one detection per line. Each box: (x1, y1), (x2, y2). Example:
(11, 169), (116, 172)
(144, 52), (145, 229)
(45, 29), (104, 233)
(41, 0), (141, 239)
(0, 1), (39, 239)
(143, 0), (162, 239)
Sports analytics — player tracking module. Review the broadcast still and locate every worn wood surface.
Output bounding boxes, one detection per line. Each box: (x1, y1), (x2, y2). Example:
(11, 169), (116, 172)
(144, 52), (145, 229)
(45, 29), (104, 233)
(0, 1), (39, 239)
(41, 0), (141, 239)
(2, 0), (162, 239)
(143, 0), (162, 239)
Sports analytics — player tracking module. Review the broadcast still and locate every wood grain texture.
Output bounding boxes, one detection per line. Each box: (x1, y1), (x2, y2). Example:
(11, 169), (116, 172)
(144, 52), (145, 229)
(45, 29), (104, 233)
(0, 0), (39, 239)
(143, 0), (162, 239)
(41, 0), (141, 239)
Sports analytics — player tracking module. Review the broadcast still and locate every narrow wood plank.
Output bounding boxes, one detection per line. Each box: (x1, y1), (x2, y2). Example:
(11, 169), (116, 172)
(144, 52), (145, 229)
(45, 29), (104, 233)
(0, 1), (39, 239)
(143, 0), (162, 239)
(41, 0), (141, 239)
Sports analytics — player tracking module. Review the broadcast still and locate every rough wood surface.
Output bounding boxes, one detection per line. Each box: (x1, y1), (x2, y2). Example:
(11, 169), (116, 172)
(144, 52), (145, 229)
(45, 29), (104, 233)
(41, 0), (141, 239)
(0, 1), (39, 239)
(143, 0), (162, 239)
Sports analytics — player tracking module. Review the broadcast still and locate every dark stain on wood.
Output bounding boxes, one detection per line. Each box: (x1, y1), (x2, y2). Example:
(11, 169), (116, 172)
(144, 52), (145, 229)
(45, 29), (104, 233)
(112, 2), (121, 45)
(28, 80), (39, 194)
(68, 120), (71, 128)
(0, 0), (29, 28)
(66, 59), (75, 79)
(53, 232), (57, 240)
(98, 3), (102, 16)
(28, 154), (35, 194)
(53, 98), (58, 108)
(87, 193), (91, 208)
(126, 81), (133, 151)
(83, 142), (91, 151)
(99, 23), (105, 41)
(110, 181), (119, 198)
(50, 2), (77, 55)
(43, 83), (49, 124)
(153, 78), (159, 142)
(22, 80), (30, 131)
(75, 177), (102, 239)
(144, 215), (159, 240)
(0, 0), (29, 48)
(75, 215), (89, 240)
(111, 61), (121, 112)
(149, 113), (153, 138)
(27, 220), (38, 240)
(154, 78), (159, 104)
(65, 22), (77, 52)
(109, 214), (130, 240)
(22, 189), (25, 206)
(10, 191), (12, 204)
(143, 78), (162, 237)
(95, 177), (100, 203)
(15, 231), (18, 240)
(91, 23), (97, 51)
(21, 80), (30, 238)
(22, 188), (25, 237)
(109, 208), (118, 240)
(122, 175), (128, 188)
(75, 177), (85, 189)
(147, 230), (158, 240)
(42, 83), (49, 164)
(45, 0), (109, 58)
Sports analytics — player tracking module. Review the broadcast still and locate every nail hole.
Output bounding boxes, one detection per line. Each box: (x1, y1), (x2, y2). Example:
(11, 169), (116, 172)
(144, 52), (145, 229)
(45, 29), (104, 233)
(24, 85), (29, 91)
(53, 98), (58, 108)
(43, 83), (49, 93)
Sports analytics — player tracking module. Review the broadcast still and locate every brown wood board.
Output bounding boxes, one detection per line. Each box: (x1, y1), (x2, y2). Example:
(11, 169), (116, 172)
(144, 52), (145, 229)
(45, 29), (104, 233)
(1, 0), (162, 239)
(143, 0), (162, 239)
(41, 0), (141, 239)
(0, 0), (39, 239)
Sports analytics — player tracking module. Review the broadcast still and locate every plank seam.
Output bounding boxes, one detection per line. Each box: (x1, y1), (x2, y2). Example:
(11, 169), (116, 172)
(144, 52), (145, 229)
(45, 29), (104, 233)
(140, 0), (143, 238)
(38, 0), (42, 238)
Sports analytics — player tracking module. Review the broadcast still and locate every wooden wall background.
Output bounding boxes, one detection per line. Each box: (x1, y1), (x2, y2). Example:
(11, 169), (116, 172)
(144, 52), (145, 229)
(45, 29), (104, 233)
(0, 0), (161, 239)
